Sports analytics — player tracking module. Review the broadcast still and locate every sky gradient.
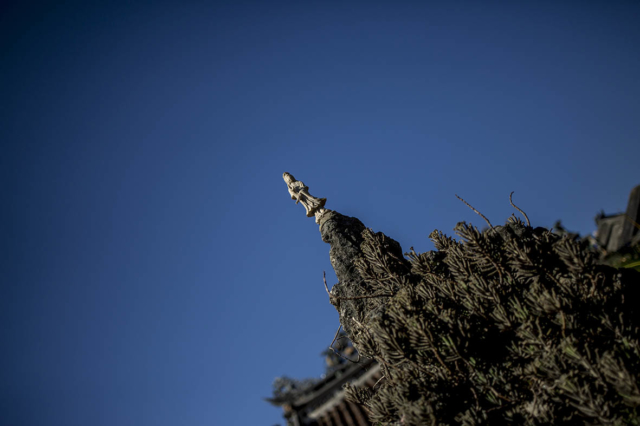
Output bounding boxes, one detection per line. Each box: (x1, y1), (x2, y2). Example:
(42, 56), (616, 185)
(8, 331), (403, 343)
(3, 1), (640, 425)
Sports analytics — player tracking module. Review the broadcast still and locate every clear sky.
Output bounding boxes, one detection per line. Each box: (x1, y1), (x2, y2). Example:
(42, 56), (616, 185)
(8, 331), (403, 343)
(3, 1), (640, 425)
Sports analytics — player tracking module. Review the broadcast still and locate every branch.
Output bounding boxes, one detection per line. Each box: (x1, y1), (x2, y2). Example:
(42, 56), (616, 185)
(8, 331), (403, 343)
(509, 191), (530, 227)
(455, 194), (493, 229)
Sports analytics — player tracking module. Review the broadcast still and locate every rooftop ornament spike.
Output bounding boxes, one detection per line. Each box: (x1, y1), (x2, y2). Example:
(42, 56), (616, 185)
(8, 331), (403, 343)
(283, 172), (332, 224)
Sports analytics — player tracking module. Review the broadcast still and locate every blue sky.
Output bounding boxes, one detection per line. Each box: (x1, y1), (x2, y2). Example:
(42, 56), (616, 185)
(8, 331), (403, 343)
(3, 1), (640, 425)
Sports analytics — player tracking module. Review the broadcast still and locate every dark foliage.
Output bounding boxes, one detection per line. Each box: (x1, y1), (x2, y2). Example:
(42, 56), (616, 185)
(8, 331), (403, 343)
(341, 217), (640, 425)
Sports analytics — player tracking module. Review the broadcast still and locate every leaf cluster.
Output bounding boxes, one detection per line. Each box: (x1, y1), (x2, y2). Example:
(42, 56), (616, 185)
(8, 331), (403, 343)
(344, 218), (640, 425)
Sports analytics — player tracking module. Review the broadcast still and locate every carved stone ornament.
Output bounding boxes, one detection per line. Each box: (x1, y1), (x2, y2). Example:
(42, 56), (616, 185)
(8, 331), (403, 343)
(283, 172), (332, 224)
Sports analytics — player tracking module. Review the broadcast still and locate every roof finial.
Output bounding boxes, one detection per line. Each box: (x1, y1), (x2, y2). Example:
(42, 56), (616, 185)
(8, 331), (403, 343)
(283, 172), (331, 224)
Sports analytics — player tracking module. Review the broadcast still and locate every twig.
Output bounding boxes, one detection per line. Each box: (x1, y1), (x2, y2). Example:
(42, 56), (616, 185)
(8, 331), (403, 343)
(323, 271), (331, 295)
(330, 323), (342, 348)
(455, 194), (493, 229)
(329, 324), (361, 363)
(470, 387), (480, 411)
(323, 271), (392, 301)
(509, 191), (530, 227)
(335, 293), (394, 300)
(372, 375), (386, 390)
(425, 326), (453, 375)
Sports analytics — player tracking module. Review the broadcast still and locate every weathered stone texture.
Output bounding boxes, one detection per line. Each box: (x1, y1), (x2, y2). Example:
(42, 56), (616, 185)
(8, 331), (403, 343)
(319, 212), (368, 338)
